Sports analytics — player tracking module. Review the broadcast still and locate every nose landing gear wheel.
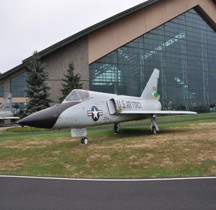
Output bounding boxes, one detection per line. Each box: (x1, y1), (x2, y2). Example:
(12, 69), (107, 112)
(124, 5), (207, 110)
(81, 137), (88, 145)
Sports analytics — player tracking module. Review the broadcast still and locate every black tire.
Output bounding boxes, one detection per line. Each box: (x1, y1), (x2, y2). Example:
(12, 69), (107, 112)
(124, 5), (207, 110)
(151, 126), (157, 134)
(114, 123), (120, 133)
(81, 137), (88, 144)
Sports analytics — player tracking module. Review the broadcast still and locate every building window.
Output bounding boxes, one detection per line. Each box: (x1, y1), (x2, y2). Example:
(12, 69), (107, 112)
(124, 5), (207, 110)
(0, 84), (4, 97)
(90, 9), (216, 111)
(10, 72), (27, 97)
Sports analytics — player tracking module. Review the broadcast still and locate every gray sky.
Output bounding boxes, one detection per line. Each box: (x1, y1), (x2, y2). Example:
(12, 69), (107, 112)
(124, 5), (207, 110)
(0, 0), (147, 73)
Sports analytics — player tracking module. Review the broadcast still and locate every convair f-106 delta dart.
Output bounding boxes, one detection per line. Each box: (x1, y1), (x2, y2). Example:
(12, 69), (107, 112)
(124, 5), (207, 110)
(18, 69), (196, 144)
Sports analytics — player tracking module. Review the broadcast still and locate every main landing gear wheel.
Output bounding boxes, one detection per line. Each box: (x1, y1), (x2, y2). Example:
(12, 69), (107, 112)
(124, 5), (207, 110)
(114, 123), (120, 134)
(150, 115), (159, 134)
(81, 137), (88, 145)
(151, 125), (157, 134)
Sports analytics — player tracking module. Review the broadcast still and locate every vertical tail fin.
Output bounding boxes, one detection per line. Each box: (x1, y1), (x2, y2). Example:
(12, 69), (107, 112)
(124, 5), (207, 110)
(0, 94), (12, 111)
(141, 69), (160, 100)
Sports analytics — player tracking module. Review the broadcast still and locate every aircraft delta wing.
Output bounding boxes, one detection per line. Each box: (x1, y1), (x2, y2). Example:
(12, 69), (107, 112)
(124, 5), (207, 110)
(18, 69), (196, 144)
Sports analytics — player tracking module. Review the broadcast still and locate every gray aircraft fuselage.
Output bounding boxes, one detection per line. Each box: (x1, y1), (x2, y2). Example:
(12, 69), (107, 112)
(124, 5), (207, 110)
(19, 90), (162, 129)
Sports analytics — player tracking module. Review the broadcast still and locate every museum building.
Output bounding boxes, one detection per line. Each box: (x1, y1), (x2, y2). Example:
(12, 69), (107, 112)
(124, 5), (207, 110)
(0, 0), (216, 112)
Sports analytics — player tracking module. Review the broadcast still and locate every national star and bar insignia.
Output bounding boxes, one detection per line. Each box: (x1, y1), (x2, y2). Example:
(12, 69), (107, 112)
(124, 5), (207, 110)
(87, 106), (103, 121)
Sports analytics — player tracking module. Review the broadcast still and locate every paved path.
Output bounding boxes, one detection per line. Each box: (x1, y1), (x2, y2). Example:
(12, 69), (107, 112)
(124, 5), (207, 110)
(0, 176), (215, 210)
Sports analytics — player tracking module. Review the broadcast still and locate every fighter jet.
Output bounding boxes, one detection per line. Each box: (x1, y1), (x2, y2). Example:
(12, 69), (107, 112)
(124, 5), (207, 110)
(0, 94), (19, 125)
(18, 69), (196, 144)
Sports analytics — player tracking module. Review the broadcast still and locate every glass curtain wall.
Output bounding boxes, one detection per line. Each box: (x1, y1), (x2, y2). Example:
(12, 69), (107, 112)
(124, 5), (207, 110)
(10, 72), (27, 97)
(89, 9), (216, 111)
(0, 84), (4, 97)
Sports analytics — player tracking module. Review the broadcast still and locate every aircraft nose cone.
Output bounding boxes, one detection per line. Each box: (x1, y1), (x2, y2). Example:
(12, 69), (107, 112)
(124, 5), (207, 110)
(18, 107), (59, 129)
(18, 102), (79, 129)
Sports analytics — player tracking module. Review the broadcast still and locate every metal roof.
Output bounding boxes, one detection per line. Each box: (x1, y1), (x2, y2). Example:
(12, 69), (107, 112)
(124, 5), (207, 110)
(0, 63), (25, 80)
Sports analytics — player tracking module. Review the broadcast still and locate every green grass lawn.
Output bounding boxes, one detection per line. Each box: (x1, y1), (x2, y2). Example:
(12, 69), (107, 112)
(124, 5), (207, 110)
(0, 113), (216, 178)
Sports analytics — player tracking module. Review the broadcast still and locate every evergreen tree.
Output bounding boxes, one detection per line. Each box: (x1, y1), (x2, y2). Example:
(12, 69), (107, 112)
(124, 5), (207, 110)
(25, 51), (51, 114)
(59, 62), (83, 102)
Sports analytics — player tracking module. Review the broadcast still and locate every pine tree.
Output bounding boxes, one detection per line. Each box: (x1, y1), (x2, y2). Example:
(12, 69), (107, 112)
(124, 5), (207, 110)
(25, 51), (52, 114)
(59, 62), (83, 102)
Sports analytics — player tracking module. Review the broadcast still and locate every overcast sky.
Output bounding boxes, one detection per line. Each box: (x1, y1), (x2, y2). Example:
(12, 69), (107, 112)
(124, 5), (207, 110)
(0, 0), (148, 73)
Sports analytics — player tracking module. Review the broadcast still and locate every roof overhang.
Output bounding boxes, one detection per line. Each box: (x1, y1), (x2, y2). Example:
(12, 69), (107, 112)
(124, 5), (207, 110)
(0, 63), (25, 80)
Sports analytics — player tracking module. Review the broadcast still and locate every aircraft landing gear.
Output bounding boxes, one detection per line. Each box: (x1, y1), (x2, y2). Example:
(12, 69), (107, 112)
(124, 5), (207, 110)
(150, 115), (159, 134)
(81, 137), (88, 145)
(151, 125), (157, 134)
(114, 123), (120, 134)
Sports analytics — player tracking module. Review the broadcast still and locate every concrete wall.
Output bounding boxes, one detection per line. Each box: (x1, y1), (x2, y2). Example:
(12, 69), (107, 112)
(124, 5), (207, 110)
(0, 37), (89, 104)
(42, 36), (89, 103)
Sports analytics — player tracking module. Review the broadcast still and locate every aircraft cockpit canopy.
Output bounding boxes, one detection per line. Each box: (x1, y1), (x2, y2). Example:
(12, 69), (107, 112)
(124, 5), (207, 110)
(63, 89), (90, 103)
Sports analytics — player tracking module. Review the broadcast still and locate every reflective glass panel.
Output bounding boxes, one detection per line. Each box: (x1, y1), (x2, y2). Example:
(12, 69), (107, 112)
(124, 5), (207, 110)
(10, 72), (27, 97)
(0, 84), (4, 97)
